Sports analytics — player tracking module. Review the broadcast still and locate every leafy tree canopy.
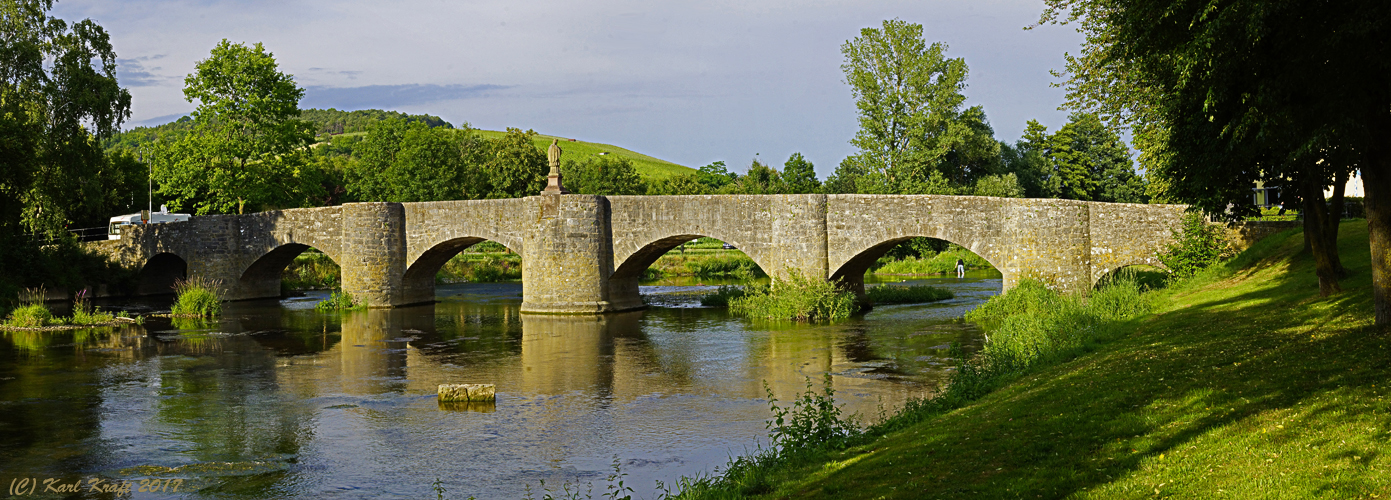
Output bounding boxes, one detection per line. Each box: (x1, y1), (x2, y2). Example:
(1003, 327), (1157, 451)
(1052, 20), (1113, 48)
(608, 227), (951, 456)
(562, 155), (647, 196)
(0, 0), (134, 235)
(1004, 113), (1146, 203)
(150, 40), (320, 214)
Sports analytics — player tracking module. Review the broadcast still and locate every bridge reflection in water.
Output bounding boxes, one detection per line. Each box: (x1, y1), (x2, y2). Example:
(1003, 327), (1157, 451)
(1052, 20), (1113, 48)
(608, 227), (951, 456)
(0, 279), (992, 499)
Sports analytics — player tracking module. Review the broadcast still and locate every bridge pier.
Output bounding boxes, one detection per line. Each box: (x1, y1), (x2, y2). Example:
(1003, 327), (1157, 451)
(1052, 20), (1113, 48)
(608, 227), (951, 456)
(520, 195), (638, 314)
(340, 202), (409, 308)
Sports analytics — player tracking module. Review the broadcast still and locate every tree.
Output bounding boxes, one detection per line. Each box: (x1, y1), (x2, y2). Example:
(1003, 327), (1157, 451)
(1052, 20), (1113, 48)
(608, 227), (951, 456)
(1002, 120), (1054, 198)
(938, 106), (1005, 186)
(782, 153), (821, 194)
(151, 40), (319, 214)
(481, 128), (547, 199)
(695, 161), (737, 191)
(841, 19), (970, 193)
(646, 174), (707, 196)
(562, 155), (646, 195)
(972, 173), (1025, 198)
(1040, 0), (1388, 307)
(725, 159), (783, 194)
(1001, 114), (1145, 203)
(1, 0), (132, 236)
(347, 119), (485, 202)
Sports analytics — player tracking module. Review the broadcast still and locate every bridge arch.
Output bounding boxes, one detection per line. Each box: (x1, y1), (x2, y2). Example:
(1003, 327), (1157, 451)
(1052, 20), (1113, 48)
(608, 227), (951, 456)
(401, 236), (522, 304)
(137, 252), (188, 296)
(611, 233), (769, 283)
(236, 243), (342, 300)
(829, 234), (1006, 296)
(1091, 262), (1170, 290)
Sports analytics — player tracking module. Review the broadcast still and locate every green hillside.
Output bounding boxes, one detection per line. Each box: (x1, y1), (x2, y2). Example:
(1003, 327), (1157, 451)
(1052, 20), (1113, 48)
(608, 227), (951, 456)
(473, 130), (694, 179)
(108, 108), (695, 181)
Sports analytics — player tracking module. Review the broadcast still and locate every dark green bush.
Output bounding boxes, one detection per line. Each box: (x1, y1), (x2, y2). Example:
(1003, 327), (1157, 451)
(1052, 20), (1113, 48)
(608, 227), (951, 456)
(1158, 212), (1234, 280)
(729, 270), (856, 321)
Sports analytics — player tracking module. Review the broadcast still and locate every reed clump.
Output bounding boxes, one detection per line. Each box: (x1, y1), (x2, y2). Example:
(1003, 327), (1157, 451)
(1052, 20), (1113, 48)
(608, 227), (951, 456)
(864, 284), (954, 305)
(171, 277), (223, 317)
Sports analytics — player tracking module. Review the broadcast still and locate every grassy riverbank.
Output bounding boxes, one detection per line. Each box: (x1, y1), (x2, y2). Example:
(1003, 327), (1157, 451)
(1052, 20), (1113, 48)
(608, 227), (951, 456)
(872, 244), (994, 276)
(679, 220), (1391, 498)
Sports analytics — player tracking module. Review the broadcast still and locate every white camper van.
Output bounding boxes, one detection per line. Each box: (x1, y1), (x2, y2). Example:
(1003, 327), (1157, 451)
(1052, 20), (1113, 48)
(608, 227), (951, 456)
(108, 205), (191, 240)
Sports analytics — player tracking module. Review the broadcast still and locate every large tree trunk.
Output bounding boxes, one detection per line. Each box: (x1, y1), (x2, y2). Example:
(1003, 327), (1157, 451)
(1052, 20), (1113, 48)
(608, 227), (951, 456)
(1364, 118), (1391, 326)
(1326, 168), (1348, 277)
(1301, 175), (1342, 297)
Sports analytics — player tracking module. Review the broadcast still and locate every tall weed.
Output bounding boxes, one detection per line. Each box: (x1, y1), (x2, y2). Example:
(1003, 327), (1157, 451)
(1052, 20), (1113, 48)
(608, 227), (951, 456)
(316, 291), (365, 312)
(171, 277), (223, 317)
(765, 374), (861, 453)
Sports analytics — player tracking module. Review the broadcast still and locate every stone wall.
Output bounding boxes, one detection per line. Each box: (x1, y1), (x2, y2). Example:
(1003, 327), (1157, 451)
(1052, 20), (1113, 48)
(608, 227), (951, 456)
(1088, 202), (1187, 283)
(1225, 220), (1302, 251)
(101, 206), (343, 299)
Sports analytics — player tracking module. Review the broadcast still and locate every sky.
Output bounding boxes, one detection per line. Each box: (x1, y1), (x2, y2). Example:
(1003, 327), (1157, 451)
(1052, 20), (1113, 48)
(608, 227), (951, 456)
(54, 0), (1085, 178)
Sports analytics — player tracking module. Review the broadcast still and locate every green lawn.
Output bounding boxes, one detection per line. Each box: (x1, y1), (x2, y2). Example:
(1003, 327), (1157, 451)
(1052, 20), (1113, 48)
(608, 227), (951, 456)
(740, 220), (1391, 498)
(473, 129), (695, 180)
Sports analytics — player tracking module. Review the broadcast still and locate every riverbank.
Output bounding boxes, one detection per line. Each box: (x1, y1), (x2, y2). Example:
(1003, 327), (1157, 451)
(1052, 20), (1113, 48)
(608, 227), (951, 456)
(683, 220), (1389, 498)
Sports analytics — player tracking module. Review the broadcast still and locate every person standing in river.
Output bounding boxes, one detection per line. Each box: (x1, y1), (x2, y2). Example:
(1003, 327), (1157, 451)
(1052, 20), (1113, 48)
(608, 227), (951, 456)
(956, 258), (965, 278)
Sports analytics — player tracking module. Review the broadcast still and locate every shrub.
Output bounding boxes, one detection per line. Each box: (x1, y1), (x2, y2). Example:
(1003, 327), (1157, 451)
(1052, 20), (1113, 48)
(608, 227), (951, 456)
(6, 287), (52, 327)
(729, 270), (856, 321)
(437, 254), (522, 283)
(765, 374), (861, 453)
(171, 277), (223, 317)
(7, 304), (52, 328)
(864, 284), (953, 305)
(686, 255), (765, 279)
(1158, 212), (1234, 280)
(315, 291), (364, 312)
(699, 285), (747, 307)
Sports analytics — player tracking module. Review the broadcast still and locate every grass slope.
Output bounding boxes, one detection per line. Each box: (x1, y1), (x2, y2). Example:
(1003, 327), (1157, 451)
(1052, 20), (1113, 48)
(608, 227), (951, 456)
(473, 129), (695, 180)
(748, 221), (1391, 498)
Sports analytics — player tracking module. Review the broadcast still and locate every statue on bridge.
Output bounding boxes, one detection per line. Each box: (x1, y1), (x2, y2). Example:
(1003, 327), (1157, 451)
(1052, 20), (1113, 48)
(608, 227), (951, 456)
(542, 138), (569, 194)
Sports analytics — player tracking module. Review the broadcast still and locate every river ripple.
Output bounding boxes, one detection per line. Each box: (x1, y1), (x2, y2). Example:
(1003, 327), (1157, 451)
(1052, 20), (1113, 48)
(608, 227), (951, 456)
(0, 273), (998, 499)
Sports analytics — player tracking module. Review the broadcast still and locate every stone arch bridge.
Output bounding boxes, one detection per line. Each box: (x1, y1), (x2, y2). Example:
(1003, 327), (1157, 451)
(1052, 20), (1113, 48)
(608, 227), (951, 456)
(94, 194), (1185, 313)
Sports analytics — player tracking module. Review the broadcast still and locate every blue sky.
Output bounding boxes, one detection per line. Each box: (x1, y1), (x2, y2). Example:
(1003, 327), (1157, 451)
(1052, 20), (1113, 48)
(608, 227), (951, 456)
(57, 0), (1085, 178)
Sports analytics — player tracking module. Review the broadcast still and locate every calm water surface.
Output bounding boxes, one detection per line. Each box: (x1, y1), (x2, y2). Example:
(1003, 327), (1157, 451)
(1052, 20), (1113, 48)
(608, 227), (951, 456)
(0, 273), (999, 499)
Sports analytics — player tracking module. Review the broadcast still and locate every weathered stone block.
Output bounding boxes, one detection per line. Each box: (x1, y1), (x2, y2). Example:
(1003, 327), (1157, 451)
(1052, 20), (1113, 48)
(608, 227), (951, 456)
(438, 383), (496, 402)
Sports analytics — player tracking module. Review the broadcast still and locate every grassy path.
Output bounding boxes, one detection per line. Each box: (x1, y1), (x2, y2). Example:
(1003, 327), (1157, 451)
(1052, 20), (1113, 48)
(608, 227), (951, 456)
(749, 221), (1390, 498)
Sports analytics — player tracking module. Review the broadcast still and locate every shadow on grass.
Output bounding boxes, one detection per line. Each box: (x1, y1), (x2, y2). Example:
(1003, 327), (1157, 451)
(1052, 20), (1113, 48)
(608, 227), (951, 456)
(770, 220), (1391, 498)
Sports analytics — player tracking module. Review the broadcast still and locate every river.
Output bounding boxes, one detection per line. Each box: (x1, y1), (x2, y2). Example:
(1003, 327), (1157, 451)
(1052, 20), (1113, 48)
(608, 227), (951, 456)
(0, 272), (998, 499)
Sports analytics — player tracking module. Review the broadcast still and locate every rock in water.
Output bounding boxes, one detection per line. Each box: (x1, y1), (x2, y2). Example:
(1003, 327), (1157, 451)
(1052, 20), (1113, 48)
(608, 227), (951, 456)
(438, 383), (496, 402)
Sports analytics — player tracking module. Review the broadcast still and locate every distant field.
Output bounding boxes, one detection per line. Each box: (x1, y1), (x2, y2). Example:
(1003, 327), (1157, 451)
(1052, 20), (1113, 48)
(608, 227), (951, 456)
(472, 130), (695, 180)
